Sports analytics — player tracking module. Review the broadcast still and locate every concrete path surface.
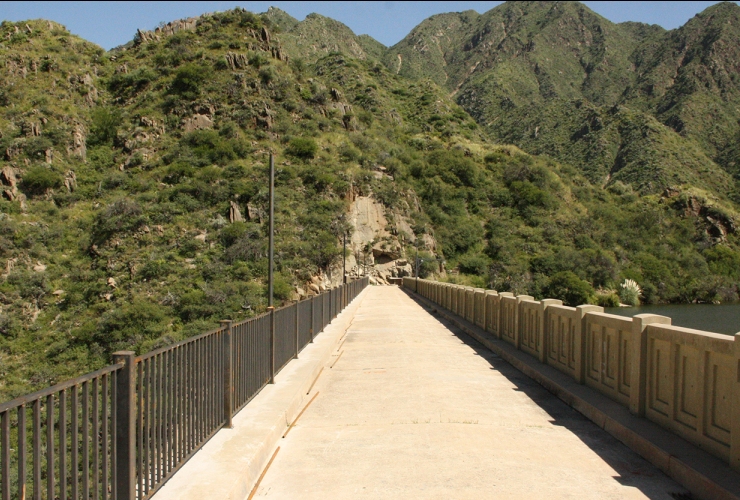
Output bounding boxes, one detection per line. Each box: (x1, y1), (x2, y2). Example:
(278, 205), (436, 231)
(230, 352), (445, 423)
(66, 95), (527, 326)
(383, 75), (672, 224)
(253, 286), (688, 499)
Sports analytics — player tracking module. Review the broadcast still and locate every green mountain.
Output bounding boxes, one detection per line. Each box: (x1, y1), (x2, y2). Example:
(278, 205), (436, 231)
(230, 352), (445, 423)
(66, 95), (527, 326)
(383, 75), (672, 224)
(385, 1), (740, 197)
(1, 5), (740, 401)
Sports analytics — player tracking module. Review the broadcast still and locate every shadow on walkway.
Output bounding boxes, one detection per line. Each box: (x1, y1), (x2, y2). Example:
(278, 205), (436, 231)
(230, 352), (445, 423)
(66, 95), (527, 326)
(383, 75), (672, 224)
(402, 289), (691, 500)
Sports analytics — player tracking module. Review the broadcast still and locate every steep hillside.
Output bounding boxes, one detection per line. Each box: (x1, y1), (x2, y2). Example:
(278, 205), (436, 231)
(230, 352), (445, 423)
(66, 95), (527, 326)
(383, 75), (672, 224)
(265, 7), (386, 63)
(386, 1), (740, 197)
(1, 6), (740, 402)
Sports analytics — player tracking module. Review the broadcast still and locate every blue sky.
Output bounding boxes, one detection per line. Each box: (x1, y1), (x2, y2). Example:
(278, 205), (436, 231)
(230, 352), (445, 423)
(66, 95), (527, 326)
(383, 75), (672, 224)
(1, 1), (734, 50)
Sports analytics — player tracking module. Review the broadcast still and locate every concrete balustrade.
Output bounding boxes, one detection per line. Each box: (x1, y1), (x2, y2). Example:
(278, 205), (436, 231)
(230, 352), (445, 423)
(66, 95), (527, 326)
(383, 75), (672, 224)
(474, 289), (486, 328)
(583, 311), (633, 406)
(643, 324), (738, 462)
(401, 277), (740, 473)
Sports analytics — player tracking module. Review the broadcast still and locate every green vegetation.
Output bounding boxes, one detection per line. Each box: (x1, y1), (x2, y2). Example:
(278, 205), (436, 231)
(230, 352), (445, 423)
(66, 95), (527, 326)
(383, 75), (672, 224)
(1, 4), (740, 403)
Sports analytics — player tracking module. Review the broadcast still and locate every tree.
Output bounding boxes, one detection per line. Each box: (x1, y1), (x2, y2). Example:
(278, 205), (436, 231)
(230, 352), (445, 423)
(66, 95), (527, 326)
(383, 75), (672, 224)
(543, 271), (594, 306)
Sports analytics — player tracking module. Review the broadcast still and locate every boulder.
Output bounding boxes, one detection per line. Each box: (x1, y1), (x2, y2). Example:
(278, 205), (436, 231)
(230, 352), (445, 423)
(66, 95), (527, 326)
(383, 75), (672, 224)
(182, 114), (213, 132)
(229, 201), (244, 223)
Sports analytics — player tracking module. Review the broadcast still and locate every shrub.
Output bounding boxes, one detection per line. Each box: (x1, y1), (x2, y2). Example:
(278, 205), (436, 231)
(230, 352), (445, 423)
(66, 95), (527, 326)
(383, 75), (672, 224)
(458, 253), (489, 275)
(704, 246), (740, 280)
(286, 137), (317, 159)
(170, 64), (206, 99)
(596, 292), (620, 308)
(619, 279), (641, 306)
(88, 107), (121, 146)
(92, 199), (148, 244)
(20, 167), (63, 195)
(543, 271), (595, 307)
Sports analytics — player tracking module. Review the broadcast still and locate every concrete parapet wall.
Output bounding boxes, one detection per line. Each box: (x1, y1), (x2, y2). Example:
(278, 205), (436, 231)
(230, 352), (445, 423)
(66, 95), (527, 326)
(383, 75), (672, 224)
(402, 277), (740, 474)
(584, 311), (632, 406)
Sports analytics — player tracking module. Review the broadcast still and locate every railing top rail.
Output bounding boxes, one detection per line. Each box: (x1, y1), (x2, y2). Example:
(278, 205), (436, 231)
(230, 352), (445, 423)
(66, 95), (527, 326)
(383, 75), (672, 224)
(519, 298), (541, 306)
(647, 323), (736, 348)
(585, 311), (634, 325)
(547, 303), (577, 313)
(136, 325), (226, 362)
(0, 362), (123, 412)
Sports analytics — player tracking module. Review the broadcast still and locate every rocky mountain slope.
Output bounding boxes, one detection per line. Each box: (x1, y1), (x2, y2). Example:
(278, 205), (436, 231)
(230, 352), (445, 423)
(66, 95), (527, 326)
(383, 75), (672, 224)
(384, 1), (740, 197)
(1, 5), (739, 400)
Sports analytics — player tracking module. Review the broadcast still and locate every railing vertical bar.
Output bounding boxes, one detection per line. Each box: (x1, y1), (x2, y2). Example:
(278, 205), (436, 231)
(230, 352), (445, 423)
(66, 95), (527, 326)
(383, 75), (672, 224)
(155, 353), (162, 487)
(159, 352), (165, 486)
(46, 394), (54, 500)
(32, 399), (40, 500)
(102, 375), (109, 500)
(206, 336), (211, 435)
(175, 346), (182, 465)
(201, 338), (207, 442)
(158, 352), (169, 481)
(186, 343), (192, 457)
(171, 348), (178, 469)
(162, 352), (169, 479)
(195, 340), (201, 448)
(161, 353), (167, 480)
(110, 371), (117, 500)
(82, 381), (89, 500)
(136, 362), (143, 499)
(71, 386), (78, 500)
(59, 389), (67, 500)
(159, 353), (166, 482)
(173, 348), (178, 473)
(18, 405), (26, 500)
(195, 340), (201, 449)
(166, 350), (173, 476)
(93, 377), (100, 500)
(144, 358), (150, 497)
(2, 410), (10, 500)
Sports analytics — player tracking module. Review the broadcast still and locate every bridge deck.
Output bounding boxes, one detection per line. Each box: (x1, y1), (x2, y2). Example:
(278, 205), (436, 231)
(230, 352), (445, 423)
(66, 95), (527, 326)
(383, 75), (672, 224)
(252, 286), (686, 499)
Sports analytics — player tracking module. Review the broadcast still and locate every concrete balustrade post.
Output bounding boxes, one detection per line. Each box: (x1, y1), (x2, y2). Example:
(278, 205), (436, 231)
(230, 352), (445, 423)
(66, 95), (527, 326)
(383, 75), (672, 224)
(485, 290), (497, 333)
(539, 299), (562, 364)
(574, 305), (603, 383)
(731, 332), (740, 471)
(474, 289), (485, 328)
(629, 314), (672, 417)
(514, 295), (534, 350)
(496, 292), (514, 340)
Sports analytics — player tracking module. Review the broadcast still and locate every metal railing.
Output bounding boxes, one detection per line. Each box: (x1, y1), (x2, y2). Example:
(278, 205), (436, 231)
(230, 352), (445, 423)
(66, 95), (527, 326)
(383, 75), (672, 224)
(0, 277), (368, 499)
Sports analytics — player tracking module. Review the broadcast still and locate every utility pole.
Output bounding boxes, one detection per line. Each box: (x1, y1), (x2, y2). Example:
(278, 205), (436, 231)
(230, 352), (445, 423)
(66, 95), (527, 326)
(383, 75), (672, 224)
(342, 229), (347, 284)
(268, 153), (275, 383)
(268, 153), (275, 308)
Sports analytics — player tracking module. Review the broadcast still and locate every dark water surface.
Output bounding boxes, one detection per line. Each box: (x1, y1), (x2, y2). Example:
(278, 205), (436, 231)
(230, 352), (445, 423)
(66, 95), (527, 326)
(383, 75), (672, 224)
(604, 303), (740, 336)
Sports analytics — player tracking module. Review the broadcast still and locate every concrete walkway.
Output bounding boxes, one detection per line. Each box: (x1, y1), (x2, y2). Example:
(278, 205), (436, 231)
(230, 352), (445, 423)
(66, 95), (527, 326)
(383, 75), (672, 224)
(253, 286), (687, 499)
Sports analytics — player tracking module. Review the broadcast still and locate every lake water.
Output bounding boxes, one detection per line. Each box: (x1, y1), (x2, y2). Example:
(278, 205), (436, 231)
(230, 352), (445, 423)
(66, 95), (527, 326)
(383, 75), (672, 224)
(604, 303), (740, 336)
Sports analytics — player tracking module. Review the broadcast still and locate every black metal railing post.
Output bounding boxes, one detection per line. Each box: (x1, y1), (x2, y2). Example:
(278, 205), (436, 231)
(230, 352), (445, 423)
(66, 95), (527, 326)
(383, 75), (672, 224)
(269, 308), (275, 384)
(294, 301), (299, 359)
(220, 320), (233, 429)
(113, 351), (136, 500)
(310, 296), (315, 343)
